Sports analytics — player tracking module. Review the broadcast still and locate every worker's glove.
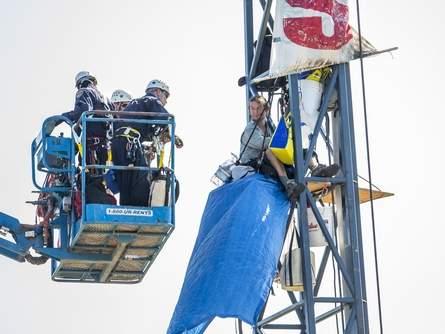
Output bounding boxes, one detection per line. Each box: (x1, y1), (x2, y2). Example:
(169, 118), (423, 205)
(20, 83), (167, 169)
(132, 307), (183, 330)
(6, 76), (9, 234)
(141, 143), (156, 163)
(159, 131), (171, 144)
(159, 131), (184, 149)
(174, 135), (184, 149)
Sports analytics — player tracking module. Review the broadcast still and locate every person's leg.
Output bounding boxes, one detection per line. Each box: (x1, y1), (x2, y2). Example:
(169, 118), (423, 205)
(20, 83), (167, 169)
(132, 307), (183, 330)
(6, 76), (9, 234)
(85, 175), (115, 204)
(128, 171), (150, 206)
(303, 149), (340, 178)
(265, 150), (304, 199)
(111, 137), (132, 205)
(128, 142), (151, 206)
(265, 149), (287, 177)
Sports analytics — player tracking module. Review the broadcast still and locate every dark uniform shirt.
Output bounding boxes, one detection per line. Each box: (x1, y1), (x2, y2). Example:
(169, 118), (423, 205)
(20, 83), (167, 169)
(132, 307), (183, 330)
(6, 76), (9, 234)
(111, 93), (168, 206)
(119, 93), (168, 140)
(62, 86), (113, 138)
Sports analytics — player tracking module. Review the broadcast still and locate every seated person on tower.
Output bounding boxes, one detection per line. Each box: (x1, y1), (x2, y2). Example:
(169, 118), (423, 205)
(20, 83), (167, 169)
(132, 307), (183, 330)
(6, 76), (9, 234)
(238, 96), (304, 199)
(238, 96), (338, 200)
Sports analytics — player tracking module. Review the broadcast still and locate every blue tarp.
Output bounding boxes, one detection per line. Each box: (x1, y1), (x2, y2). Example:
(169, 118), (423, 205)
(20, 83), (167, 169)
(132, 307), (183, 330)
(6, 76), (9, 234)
(167, 174), (290, 334)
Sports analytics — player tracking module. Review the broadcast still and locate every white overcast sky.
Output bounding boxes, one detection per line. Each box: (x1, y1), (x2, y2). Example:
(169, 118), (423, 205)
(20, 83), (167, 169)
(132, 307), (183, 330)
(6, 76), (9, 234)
(0, 1), (443, 333)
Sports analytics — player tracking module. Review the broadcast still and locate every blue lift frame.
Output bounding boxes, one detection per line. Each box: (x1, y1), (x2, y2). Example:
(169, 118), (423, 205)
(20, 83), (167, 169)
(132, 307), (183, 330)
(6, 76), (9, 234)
(0, 111), (177, 284)
(241, 1), (370, 333)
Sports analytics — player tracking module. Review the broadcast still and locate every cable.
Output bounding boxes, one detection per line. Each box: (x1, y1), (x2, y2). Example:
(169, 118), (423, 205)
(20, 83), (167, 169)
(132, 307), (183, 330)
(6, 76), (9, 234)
(358, 174), (383, 192)
(354, 0), (384, 332)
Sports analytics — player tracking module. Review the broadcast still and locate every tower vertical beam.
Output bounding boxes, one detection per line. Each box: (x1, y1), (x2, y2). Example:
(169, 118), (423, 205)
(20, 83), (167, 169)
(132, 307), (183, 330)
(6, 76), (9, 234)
(242, 2), (371, 333)
(337, 63), (369, 333)
(249, 0), (272, 82)
(243, 0), (255, 117)
(259, 0), (274, 30)
(289, 73), (316, 334)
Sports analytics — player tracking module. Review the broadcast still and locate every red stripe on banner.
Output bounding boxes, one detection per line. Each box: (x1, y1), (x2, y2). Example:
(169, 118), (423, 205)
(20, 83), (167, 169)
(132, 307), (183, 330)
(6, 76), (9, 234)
(284, 0), (352, 50)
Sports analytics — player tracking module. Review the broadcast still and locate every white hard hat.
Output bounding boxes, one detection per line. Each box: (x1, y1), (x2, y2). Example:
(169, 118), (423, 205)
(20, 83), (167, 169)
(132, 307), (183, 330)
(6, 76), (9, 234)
(75, 71), (97, 88)
(145, 79), (170, 96)
(111, 89), (132, 103)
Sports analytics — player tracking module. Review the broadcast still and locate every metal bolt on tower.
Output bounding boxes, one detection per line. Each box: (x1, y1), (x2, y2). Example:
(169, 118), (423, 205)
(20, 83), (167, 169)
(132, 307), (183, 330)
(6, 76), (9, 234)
(241, 1), (370, 333)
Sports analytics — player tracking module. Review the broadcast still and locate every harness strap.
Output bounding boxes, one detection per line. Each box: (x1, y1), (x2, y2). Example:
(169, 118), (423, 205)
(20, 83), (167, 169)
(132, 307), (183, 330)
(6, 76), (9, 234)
(115, 126), (141, 139)
(72, 126), (83, 157)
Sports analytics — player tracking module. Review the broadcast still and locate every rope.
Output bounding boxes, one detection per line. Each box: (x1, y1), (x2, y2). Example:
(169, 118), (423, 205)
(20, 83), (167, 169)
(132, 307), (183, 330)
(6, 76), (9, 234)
(358, 174), (383, 192)
(355, 0), (384, 332)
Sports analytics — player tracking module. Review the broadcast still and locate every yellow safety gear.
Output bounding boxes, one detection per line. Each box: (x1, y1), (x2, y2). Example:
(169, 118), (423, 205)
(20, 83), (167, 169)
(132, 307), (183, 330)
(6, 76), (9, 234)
(270, 113), (294, 165)
(306, 67), (331, 83)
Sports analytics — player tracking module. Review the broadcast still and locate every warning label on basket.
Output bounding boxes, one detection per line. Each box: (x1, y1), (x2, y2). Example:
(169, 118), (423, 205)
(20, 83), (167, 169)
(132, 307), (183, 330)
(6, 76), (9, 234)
(106, 208), (153, 217)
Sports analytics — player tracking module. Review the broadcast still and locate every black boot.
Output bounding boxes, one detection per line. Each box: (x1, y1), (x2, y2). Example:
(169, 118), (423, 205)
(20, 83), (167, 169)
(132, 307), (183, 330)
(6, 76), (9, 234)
(279, 176), (305, 200)
(311, 163), (340, 178)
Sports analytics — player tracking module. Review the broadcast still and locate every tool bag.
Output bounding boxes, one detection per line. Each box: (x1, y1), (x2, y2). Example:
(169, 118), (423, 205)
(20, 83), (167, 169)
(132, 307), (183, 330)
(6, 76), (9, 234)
(269, 113), (294, 165)
(148, 169), (179, 207)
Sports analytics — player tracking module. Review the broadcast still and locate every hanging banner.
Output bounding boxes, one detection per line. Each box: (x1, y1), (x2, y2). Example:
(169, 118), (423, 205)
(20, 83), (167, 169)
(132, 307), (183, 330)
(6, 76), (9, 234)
(268, 0), (376, 78)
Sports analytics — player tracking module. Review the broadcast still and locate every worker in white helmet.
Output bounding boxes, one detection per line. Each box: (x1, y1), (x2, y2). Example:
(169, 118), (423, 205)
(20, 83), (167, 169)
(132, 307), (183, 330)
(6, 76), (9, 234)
(111, 79), (172, 206)
(61, 71), (115, 205)
(110, 89), (132, 111)
(64, 71), (113, 127)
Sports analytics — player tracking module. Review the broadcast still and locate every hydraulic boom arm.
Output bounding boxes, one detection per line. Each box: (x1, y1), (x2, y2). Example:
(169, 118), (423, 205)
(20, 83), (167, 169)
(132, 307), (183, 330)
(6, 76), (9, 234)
(0, 212), (44, 263)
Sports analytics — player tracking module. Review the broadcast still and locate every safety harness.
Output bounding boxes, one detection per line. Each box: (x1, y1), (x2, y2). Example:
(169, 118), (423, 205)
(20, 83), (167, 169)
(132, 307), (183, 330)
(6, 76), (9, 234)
(115, 126), (142, 164)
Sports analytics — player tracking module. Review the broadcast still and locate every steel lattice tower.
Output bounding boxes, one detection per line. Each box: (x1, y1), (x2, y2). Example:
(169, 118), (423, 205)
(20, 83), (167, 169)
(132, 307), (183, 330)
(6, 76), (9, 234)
(240, 1), (370, 333)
